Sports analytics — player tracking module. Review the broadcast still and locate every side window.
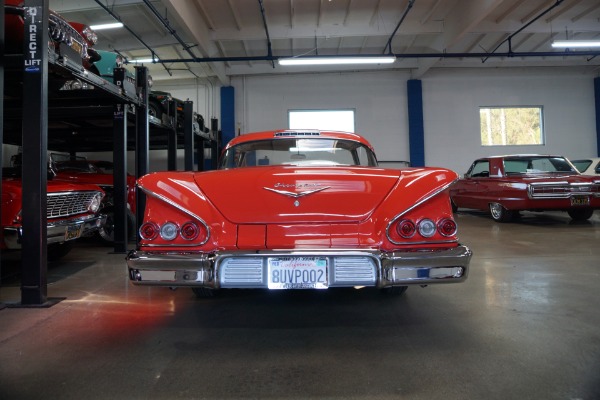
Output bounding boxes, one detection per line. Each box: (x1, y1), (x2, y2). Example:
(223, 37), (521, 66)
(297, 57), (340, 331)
(468, 160), (490, 178)
(595, 161), (600, 174)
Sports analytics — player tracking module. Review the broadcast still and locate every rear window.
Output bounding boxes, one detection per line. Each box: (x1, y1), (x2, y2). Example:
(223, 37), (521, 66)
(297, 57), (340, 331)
(220, 138), (378, 169)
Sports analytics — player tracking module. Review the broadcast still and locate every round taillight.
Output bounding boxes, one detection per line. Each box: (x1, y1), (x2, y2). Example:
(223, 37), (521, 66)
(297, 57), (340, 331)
(417, 219), (436, 237)
(160, 222), (179, 241)
(139, 222), (159, 240)
(180, 222), (200, 241)
(438, 218), (457, 237)
(396, 219), (416, 238)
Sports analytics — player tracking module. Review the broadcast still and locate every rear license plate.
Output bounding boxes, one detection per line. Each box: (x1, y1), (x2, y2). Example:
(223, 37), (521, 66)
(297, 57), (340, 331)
(268, 257), (328, 289)
(570, 195), (590, 206)
(65, 224), (82, 241)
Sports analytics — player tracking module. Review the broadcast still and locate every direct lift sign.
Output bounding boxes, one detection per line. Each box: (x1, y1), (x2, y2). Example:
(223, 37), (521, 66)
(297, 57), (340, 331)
(24, 6), (43, 73)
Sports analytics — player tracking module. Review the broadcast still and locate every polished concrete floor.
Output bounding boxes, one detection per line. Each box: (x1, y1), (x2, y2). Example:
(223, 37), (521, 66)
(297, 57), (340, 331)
(1, 210), (599, 400)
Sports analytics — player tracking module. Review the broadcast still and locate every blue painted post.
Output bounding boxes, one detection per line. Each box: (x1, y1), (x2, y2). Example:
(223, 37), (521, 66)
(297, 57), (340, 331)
(407, 79), (425, 167)
(221, 86), (235, 147)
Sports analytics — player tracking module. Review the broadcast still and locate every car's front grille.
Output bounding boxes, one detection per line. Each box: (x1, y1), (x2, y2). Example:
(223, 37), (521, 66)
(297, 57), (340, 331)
(528, 182), (600, 198)
(47, 191), (99, 218)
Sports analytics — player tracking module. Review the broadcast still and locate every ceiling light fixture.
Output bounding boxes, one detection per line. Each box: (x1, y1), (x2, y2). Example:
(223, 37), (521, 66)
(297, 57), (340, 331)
(89, 22), (124, 31)
(132, 58), (160, 63)
(278, 56), (396, 66)
(551, 40), (600, 48)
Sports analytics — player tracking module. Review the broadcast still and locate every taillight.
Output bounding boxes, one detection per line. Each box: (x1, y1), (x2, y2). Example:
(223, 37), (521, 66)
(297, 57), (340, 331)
(396, 219), (416, 238)
(139, 222), (159, 240)
(417, 219), (436, 237)
(160, 222), (179, 241)
(437, 218), (457, 237)
(180, 222), (200, 240)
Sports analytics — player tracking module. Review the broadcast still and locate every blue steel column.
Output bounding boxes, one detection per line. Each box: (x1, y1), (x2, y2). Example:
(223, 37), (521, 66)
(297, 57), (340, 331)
(407, 79), (425, 167)
(595, 77), (600, 157)
(21, 0), (49, 305)
(221, 86), (235, 146)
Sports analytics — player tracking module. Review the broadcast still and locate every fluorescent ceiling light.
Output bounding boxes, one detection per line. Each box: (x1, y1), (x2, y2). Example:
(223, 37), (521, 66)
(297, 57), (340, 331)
(278, 56), (396, 66)
(89, 22), (124, 30)
(132, 58), (159, 63)
(551, 40), (600, 48)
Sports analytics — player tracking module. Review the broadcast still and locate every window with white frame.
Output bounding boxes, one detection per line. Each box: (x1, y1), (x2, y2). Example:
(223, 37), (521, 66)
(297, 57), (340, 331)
(479, 106), (544, 146)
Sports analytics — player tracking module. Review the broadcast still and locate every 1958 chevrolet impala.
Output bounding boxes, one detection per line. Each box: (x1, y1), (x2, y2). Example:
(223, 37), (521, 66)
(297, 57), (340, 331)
(126, 130), (472, 297)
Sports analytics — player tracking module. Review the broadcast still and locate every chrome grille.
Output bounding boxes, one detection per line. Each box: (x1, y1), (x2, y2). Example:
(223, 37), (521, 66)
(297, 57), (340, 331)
(220, 257), (264, 286)
(333, 257), (376, 284)
(47, 191), (98, 218)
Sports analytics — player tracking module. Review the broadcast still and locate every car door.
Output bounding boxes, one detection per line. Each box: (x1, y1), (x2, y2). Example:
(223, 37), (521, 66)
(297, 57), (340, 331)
(453, 159), (490, 209)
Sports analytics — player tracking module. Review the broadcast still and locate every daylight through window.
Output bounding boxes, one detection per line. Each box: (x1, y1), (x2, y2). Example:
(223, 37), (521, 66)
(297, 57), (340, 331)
(289, 110), (355, 132)
(479, 106), (544, 146)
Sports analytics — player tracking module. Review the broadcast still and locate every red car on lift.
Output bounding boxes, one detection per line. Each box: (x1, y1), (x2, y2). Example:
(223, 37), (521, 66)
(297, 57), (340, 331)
(1, 166), (106, 260)
(450, 155), (600, 222)
(127, 130), (472, 298)
(4, 0), (99, 67)
(50, 154), (137, 243)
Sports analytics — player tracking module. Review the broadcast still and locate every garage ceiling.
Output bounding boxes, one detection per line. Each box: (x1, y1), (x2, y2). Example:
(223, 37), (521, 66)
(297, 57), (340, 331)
(52, 0), (600, 84)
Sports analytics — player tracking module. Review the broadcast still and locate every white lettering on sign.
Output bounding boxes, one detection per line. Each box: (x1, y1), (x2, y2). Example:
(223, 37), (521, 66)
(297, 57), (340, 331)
(23, 7), (42, 72)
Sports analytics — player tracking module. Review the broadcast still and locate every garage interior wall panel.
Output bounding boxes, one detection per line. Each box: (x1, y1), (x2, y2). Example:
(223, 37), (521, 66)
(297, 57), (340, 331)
(231, 71), (411, 164)
(422, 67), (597, 174)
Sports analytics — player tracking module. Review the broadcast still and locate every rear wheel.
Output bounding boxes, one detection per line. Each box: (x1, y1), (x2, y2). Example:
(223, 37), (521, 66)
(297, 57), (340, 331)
(192, 287), (218, 298)
(98, 207), (136, 244)
(380, 286), (408, 296)
(148, 100), (163, 120)
(489, 202), (514, 222)
(567, 208), (594, 221)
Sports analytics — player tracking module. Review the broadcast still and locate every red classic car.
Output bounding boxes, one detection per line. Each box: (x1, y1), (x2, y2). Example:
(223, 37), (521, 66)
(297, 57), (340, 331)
(4, 0), (99, 66)
(126, 130), (472, 297)
(2, 167), (106, 260)
(450, 155), (600, 222)
(50, 154), (137, 243)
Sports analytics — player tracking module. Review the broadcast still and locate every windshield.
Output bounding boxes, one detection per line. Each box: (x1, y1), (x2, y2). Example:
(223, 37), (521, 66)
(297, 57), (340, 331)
(503, 156), (577, 175)
(219, 138), (378, 169)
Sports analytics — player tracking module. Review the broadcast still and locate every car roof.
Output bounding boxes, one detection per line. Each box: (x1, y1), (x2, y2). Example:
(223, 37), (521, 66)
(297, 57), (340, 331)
(223, 130), (375, 152)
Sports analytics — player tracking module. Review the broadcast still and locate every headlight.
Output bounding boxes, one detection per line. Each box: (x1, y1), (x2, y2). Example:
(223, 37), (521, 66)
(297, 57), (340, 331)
(82, 26), (98, 45)
(87, 193), (103, 213)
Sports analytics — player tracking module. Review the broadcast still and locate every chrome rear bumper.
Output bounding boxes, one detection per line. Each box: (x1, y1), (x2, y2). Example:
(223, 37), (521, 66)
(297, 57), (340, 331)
(126, 245), (472, 289)
(3, 214), (107, 249)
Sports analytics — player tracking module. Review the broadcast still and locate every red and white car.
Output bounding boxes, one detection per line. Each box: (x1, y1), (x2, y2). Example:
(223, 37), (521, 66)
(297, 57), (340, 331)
(2, 167), (106, 260)
(127, 130), (472, 297)
(450, 154), (600, 222)
(50, 154), (137, 243)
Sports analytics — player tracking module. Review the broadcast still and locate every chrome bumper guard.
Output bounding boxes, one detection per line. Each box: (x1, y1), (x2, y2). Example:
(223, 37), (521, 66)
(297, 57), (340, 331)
(126, 245), (472, 289)
(3, 214), (107, 249)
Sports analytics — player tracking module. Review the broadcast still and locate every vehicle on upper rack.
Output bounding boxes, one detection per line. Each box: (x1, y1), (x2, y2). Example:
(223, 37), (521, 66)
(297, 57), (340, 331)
(1, 161), (106, 261)
(4, 0), (99, 67)
(49, 154), (137, 244)
(126, 129), (472, 298)
(571, 157), (600, 176)
(149, 90), (211, 137)
(450, 154), (600, 222)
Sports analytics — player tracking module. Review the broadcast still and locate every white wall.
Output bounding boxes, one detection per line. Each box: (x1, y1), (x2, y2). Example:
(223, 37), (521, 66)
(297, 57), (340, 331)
(232, 71), (412, 163)
(423, 67), (598, 174)
(231, 67), (598, 174)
